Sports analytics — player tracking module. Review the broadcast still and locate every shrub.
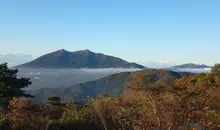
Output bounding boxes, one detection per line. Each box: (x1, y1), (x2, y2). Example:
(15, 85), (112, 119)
(0, 118), (11, 130)
(46, 96), (61, 105)
(16, 99), (33, 109)
(14, 123), (26, 130)
(46, 120), (61, 130)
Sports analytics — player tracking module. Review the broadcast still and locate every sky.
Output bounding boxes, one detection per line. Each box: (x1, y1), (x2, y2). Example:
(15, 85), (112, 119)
(0, 0), (220, 66)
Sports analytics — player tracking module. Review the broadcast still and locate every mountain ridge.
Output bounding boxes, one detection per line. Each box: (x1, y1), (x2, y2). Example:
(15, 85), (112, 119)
(30, 69), (193, 102)
(172, 63), (211, 69)
(17, 49), (145, 69)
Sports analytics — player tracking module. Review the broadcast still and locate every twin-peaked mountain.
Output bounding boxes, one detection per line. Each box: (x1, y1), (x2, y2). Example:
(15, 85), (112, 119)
(17, 49), (145, 69)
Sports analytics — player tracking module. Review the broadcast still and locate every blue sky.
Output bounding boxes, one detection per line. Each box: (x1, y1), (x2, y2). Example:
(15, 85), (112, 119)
(0, 0), (220, 65)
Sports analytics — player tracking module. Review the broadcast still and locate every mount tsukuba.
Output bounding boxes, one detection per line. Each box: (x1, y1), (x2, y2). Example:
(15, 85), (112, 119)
(17, 49), (146, 69)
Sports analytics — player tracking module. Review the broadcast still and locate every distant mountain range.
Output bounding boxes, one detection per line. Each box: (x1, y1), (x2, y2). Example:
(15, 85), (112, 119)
(17, 49), (145, 69)
(0, 53), (34, 67)
(30, 69), (192, 102)
(172, 63), (211, 69)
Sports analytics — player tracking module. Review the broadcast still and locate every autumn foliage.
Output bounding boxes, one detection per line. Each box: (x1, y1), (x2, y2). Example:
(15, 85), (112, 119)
(1, 64), (220, 129)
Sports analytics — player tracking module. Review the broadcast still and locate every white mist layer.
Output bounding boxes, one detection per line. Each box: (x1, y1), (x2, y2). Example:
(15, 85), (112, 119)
(79, 68), (142, 73)
(17, 68), (142, 90)
(171, 68), (211, 73)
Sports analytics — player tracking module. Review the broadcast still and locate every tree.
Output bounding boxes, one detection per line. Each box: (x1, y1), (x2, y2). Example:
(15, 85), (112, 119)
(126, 71), (149, 89)
(211, 64), (220, 75)
(46, 96), (61, 105)
(0, 63), (33, 110)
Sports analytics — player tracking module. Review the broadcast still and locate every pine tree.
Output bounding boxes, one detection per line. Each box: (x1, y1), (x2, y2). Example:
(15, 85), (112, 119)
(0, 63), (33, 109)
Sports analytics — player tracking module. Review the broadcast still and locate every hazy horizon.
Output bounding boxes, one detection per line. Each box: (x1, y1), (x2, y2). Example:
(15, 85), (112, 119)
(0, 50), (217, 68)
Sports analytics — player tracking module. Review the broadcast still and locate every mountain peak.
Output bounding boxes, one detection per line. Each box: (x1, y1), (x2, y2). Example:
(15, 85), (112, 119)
(74, 49), (93, 55)
(17, 49), (146, 69)
(79, 49), (91, 52)
(84, 49), (91, 52)
(53, 49), (69, 56)
(57, 49), (68, 52)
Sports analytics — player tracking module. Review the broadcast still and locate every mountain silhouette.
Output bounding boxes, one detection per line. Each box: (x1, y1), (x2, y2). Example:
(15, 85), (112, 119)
(172, 63), (211, 69)
(17, 49), (145, 69)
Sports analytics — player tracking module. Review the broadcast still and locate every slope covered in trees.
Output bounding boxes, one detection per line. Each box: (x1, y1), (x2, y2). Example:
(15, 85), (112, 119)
(31, 69), (192, 102)
(1, 64), (220, 129)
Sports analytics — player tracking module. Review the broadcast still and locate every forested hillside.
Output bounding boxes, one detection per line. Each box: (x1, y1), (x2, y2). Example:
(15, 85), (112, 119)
(0, 63), (220, 130)
(31, 69), (192, 103)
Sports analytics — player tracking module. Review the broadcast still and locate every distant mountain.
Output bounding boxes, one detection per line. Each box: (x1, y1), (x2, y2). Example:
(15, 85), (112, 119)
(30, 69), (192, 102)
(172, 63), (211, 69)
(138, 61), (176, 68)
(17, 49), (145, 69)
(0, 53), (33, 67)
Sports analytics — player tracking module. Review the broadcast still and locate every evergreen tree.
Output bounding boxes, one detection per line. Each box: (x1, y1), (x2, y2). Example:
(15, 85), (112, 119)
(0, 63), (33, 109)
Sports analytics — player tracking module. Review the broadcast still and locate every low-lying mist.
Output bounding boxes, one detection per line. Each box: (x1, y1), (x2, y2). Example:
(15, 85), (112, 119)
(168, 68), (211, 73)
(17, 68), (142, 90)
(17, 67), (210, 91)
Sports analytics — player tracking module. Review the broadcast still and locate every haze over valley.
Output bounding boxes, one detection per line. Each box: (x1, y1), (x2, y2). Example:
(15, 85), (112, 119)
(1, 1), (220, 129)
(3, 49), (209, 102)
(17, 68), (141, 90)
(13, 50), (211, 91)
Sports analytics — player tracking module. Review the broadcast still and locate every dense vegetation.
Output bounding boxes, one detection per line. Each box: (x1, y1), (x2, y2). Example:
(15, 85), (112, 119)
(0, 63), (220, 129)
